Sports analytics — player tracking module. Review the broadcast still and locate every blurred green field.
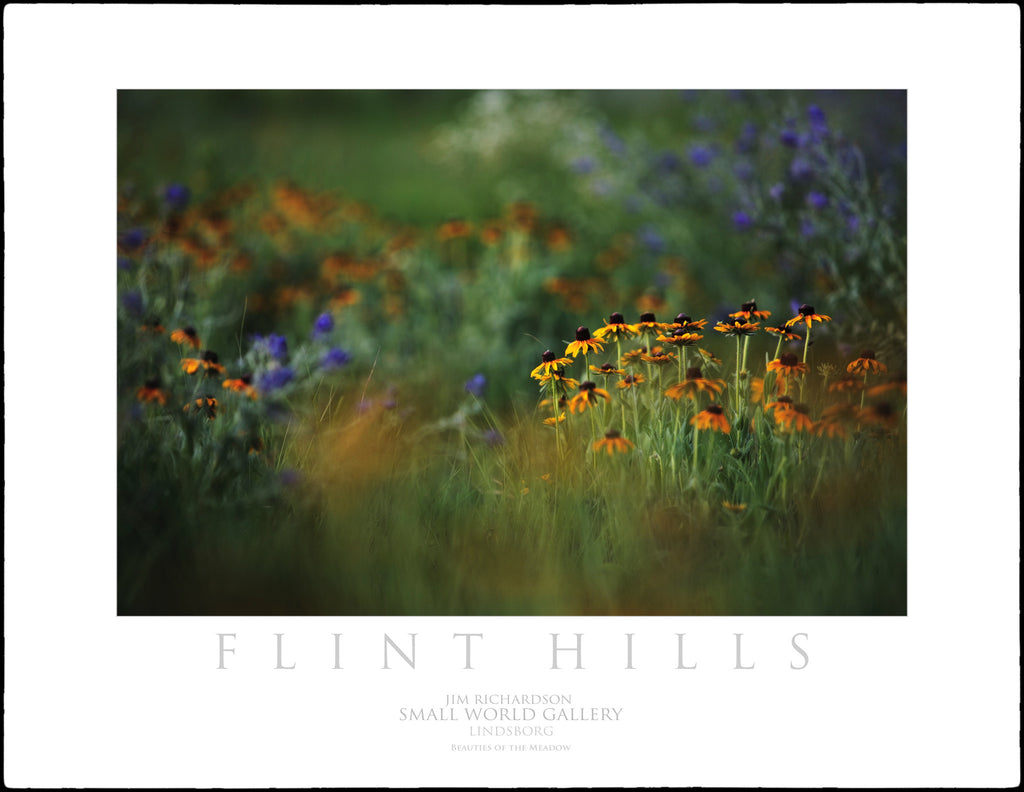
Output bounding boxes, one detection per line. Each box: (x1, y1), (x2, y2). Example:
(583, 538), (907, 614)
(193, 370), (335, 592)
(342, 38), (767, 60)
(118, 90), (907, 615)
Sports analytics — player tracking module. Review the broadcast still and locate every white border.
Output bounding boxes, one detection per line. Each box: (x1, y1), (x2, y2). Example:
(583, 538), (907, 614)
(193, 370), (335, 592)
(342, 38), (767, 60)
(4, 5), (1020, 788)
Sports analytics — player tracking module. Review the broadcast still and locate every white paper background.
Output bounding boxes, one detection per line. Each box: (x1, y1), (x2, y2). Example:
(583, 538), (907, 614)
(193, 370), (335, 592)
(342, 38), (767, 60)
(4, 4), (1020, 788)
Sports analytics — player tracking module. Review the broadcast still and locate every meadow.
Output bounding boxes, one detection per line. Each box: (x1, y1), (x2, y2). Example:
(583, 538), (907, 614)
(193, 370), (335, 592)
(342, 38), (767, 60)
(117, 90), (907, 615)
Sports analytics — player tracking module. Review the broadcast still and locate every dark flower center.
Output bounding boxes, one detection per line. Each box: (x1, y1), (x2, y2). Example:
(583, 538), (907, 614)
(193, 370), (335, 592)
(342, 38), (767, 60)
(604, 429), (621, 439)
(580, 381), (597, 392)
(794, 403), (810, 414)
(240, 373), (253, 385)
(673, 328), (690, 338)
(873, 402), (894, 418)
(144, 378), (160, 389)
(541, 350), (556, 363)
(859, 350), (876, 360)
(686, 367), (703, 380)
(741, 300), (757, 313)
(675, 313), (691, 324)
(575, 327), (591, 341)
(609, 312), (625, 325)
(778, 396), (794, 404)
(599, 363), (617, 372)
(799, 304), (815, 316)
(639, 312), (656, 323)
(705, 405), (724, 415)
(779, 352), (800, 367)
(202, 350), (220, 363)
(184, 326), (197, 337)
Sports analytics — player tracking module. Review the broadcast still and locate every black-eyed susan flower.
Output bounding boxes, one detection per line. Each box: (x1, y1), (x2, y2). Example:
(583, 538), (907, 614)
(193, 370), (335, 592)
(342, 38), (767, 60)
(765, 324), (801, 341)
(593, 312), (637, 342)
(536, 371), (579, 396)
(620, 346), (649, 367)
(631, 312), (670, 339)
(545, 224), (573, 252)
(665, 367), (727, 401)
(714, 317), (760, 337)
(829, 376), (864, 394)
(171, 326), (201, 349)
(729, 299), (772, 321)
(765, 395), (796, 417)
(813, 403), (857, 439)
(592, 428), (635, 456)
(478, 222), (504, 246)
(775, 402), (814, 433)
(565, 327), (605, 358)
(785, 304), (832, 329)
(590, 362), (625, 377)
(697, 348), (723, 367)
(670, 313), (708, 332)
(847, 350), (888, 376)
(617, 374), (645, 390)
(184, 395), (218, 420)
(543, 413), (567, 427)
(568, 381), (610, 414)
(136, 378), (167, 406)
(858, 401), (900, 430)
(691, 404), (731, 434)
(531, 350), (574, 380)
(640, 348), (677, 366)
(223, 373), (259, 399)
(867, 375), (907, 398)
(767, 352), (809, 379)
(436, 218), (473, 242)
(181, 350), (226, 376)
(657, 328), (704, 348)
(139, 317), (165, 335)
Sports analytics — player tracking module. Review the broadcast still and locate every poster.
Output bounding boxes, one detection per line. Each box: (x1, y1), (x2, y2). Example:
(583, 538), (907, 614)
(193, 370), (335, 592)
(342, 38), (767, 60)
(5, 5), (1019, 788)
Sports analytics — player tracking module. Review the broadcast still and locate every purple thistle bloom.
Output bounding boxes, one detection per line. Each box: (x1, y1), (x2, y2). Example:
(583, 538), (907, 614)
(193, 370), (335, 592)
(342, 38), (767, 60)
(780, 126), (800, 148)
(252, 333), (289, 361)
(808, 105), (829, 138)
(688, 145), (714, 168)
(789, 155), (814, 181)
(571, 156), (596, 174)
(163, 183), (191, 212)
(119, 227), (146, 250)
(732, 211), (754, 230)
(638, 225), (665, 254)
(312, 312), (334, 338)
(256, 366), (295, 392)
(121, 290), (144, 318)
(807, 191), (829, 211)
(320, 347), (351, 371)
(769, 182), (785, 201)
(464, 373), (487, 397)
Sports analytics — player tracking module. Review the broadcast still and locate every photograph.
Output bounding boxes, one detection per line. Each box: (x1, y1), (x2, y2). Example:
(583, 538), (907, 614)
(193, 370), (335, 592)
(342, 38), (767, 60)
(117, 88), (909, 617)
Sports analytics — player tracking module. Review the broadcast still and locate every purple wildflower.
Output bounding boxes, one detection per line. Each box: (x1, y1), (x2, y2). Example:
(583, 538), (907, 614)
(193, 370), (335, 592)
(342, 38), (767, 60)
(808, 105), (829, 138)
(769, 182), (785, 201)
(252, 333), (288, 361)
(807, 191), (829, 211)
(464, 374), (487, 397)
(320, 347), (351, 371)
(163, 183), (191, 212)
(257, 366), (295, 392)
(119, 228), (147, 251)
(571, 156), (596, 174)
(638, 225), (665, 254)
(732, 211), (754, 230)
(312, 312), (334, 339)
(688, 145), (714, 168)
(117, 256), (133, 271)
(121, 290), (144, 318)
(789, 155), (814, 181)
(736, 122), (758, 154)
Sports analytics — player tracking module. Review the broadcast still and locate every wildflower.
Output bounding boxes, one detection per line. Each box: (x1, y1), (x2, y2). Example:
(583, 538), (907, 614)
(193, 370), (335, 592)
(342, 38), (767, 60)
(814, 404), (857, 439)
(171, 326), (201, 349)
(688, 144), (714, 167)
(730, 300), (772, 321)
(697, 348), (723, 367)
(847, 350), (888, 376)
(593, 429), (635, 456)
(775, 402), (814, 433)
(256, 366), (295, 393)
(714, 317), (759, 337)
(670, 313), (708, 332)
(465, 373), (487, 397)
(767, 352), (809, 379)
(594, 312), (638, 342)
(732, 211), (754, 230)
(565, 327), (605, 358)
(184, 395), (218, 420)
(136, 378), (167, 406)
(829, 376), (864, 394)
(665, 367), (726, 401)
(617, 374), (645, 390)
(867, 375), (907, 398)
(437, 219), (473, 242)
(769, 182), (785, 201)
(859, 401), (900, 429)
(479, 222), (504, 246)
(808, 104), (829, 138)
(807, 191), (829, 211)
(640, 348), (676, 366)
(722, 501), (748, 512)
(765, 324), (801, 341)
(139, 317), (165, 334)
(620, 346), (649, 366)
(163, 183), (191, 212)
(631, 312), (669, 339)
(590, 362), (625, 377)
(545, 225), (573, 251)
(312, 312), (334, 339)
(690, 404), (730, 434)
(252, 333), (289, 361)
(320, 347), (352, 372)
(223, 374), (258, 399)
(657, 328), (703, 348)
(765, 395), (796, 418)
(569, 381), (610, 414)
(543, 413), (567, 427)
(785, 304), (832, 329)
(537, 371), (579, 396)
(638, 226), (665, 254)
(121, 290), (144, 318)
(531, 350), (574, 380)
